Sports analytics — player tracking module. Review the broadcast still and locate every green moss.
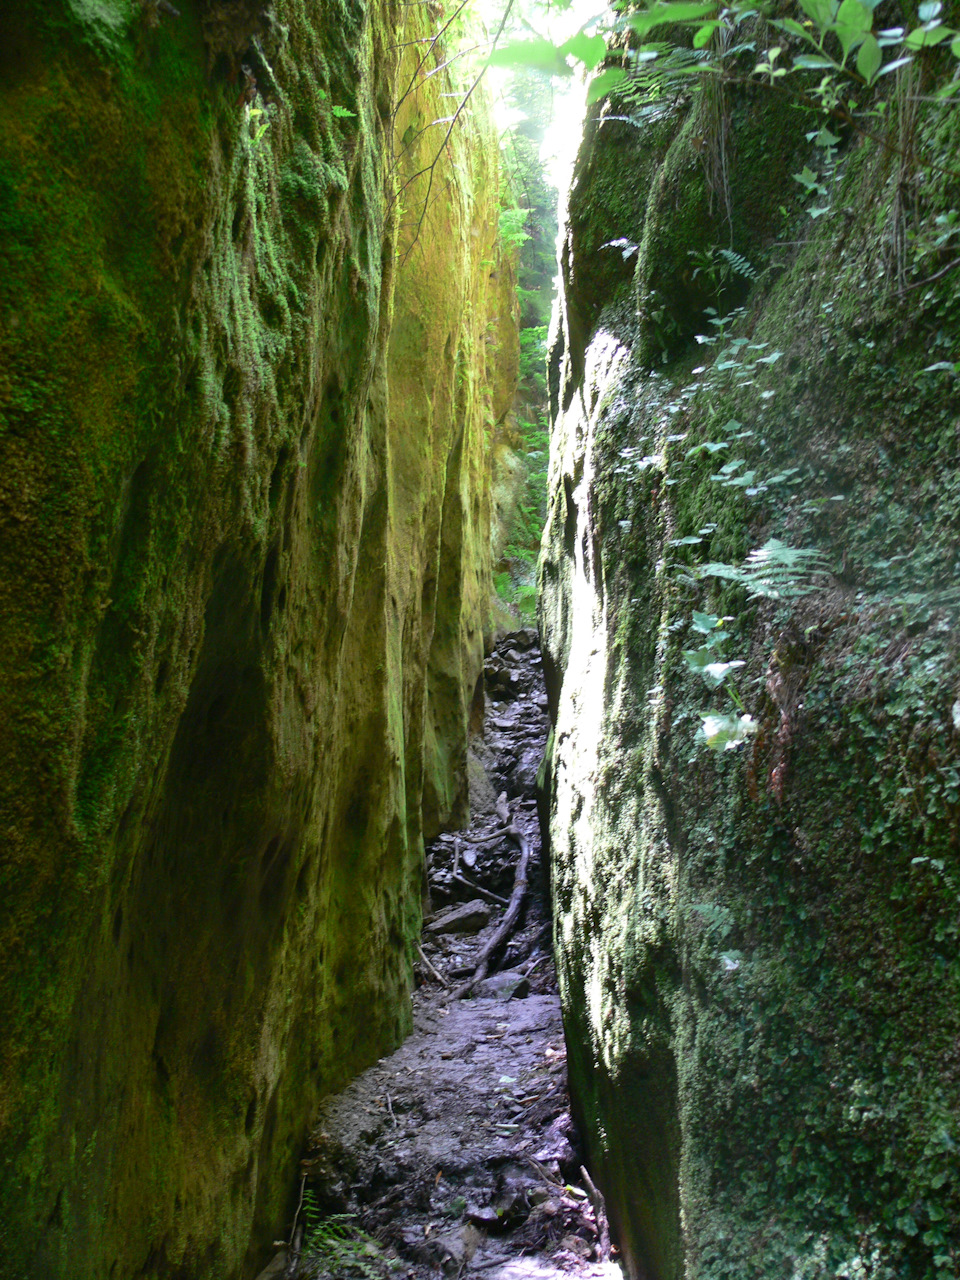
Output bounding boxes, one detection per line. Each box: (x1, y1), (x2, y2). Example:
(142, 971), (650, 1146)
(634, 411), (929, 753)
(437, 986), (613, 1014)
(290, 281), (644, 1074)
(0, 0), (510, 1275)
(542, 47), (960, 1280)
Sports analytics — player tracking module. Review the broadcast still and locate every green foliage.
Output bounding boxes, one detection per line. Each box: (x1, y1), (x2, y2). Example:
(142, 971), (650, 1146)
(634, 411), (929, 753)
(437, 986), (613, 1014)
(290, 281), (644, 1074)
(490, 0), (960, 185)
(545, 0), (960, 1269)
(698, 539), (831, 600)
(301, 1196), (390, 1280)
(681, 609), (757, 749)
(519, 324), (548, 396)
(498, 204), (531, 250)
(506, 411), (548, 558)
(496, 411), (547, 622)
(689, 245), (760, 288)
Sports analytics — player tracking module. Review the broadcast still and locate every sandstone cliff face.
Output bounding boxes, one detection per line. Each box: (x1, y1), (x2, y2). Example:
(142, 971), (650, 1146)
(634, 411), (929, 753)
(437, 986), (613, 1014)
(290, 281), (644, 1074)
(541, 69), (960, 1280)
(0, 3), (514, 1276)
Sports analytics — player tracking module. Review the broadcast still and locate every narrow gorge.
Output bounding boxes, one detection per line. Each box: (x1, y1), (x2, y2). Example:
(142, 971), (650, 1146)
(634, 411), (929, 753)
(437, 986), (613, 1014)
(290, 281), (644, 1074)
(1, 1), (958, 1279)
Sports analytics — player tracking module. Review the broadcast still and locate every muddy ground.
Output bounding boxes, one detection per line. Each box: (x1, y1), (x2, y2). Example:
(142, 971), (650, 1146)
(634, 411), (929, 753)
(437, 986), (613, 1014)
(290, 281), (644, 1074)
(257, 632), (621, 1280)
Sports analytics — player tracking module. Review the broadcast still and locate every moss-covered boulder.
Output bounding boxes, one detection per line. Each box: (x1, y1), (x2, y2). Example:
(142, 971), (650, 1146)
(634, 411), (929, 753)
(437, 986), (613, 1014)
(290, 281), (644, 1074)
(0, 2), (515, 1276)
(541, 52), (960, 1280)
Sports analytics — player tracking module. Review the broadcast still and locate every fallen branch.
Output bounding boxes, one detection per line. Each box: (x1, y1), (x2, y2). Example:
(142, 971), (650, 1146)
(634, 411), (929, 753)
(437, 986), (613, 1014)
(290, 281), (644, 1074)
(450, 821), (530, 1001)
(459, 826), (511, 849)
(416, 942), (450, 988)
(450, 873), (509, 907)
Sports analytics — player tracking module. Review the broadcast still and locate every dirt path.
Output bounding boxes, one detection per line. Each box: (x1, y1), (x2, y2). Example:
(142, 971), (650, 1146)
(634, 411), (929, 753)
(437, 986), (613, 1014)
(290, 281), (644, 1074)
(257, 632), (620, 1280)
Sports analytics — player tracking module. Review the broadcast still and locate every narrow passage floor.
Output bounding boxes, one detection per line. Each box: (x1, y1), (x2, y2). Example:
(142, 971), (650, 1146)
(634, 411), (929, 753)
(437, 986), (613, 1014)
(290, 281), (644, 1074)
(259, 631), (621, 1280)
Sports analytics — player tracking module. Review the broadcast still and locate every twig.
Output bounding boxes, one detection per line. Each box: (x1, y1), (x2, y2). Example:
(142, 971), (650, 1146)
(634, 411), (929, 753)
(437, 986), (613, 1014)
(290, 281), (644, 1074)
(450, 821), (531, 1000)
(416, 942), (451, 988)
(897, 256), (960, 294)
(580, 1165), (611, 1262)
(385, 1091), (397, 1127)
(393, 0), (472, 118)
(527, 1156), (565, 1190)
(462, 827), (512, 849)
(287, 1176), (306, 1247)
(452, 836), (461, 879)
(282, 1223), (304, 1279)
(522, 952), (552, 977)
(450, 873), (509, 907)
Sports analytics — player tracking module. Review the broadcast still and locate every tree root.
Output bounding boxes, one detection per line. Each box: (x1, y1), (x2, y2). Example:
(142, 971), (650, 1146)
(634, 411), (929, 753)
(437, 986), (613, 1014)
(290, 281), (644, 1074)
(449, 821), (531, 1001)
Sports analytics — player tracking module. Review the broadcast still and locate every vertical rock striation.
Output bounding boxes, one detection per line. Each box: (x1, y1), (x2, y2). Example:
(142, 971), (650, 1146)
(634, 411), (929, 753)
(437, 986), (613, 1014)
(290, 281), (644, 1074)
(0, 1), (515, 1275)
(541, 60), (960, 1280)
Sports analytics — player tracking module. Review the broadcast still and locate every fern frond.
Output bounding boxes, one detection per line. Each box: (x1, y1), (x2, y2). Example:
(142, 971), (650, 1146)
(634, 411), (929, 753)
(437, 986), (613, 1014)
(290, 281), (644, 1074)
(716, 247), (759, 281)
(698, 539), (830, 599)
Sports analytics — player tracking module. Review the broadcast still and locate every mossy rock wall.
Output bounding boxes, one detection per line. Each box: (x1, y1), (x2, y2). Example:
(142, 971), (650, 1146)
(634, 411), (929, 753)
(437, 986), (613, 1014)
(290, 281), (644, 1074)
(0, 3), (513, 1276)
(541, 69), (960, 1280)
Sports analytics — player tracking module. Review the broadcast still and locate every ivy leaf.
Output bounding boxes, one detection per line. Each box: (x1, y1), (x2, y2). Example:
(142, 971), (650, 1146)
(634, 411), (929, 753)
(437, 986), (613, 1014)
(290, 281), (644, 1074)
(691, 612), (724, 633)
(793, 165), (824, 190)
(773, 16), (820, 42)
(701, 711), (758, 750)
(918, 0), (942, 19)
(683, 646), (712, 672)
(560, 29), (608, 70)
(905, 22), (954, 47)
(701, 660), (745, 687)
(856, 32), (881, 80)
(685, 439), (729, 456)
(793, 53), (837, 68)
(876, 53), (913, 75)
(693, 19), (722, 46)
(490, 37), (572, 75)
(627, 1), (717, 39)
(798, 0), (838, 27)
(834, 0), (873, 58)
(683, 650), (744, 688)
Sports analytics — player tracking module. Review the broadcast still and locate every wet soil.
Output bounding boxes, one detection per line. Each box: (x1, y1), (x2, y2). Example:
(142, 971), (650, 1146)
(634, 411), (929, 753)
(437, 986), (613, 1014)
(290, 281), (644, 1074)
(257, 632), (619, 1280)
